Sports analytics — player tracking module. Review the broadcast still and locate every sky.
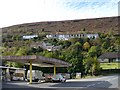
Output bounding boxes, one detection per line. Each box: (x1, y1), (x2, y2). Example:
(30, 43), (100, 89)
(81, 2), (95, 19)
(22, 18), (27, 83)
(0, 0), (120, 28)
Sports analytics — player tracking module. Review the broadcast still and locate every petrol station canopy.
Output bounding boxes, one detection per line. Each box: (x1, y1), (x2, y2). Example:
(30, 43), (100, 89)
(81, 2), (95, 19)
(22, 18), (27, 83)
(2, 55), (71, 67)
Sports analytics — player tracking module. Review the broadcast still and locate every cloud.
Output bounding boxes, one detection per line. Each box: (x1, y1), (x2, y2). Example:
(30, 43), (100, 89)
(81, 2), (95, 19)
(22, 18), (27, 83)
(59, 0), (119, 19)
(63, 0), (118, 10)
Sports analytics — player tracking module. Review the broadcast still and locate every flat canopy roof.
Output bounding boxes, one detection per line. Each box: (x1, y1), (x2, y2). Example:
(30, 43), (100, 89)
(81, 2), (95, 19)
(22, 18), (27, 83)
(2, 55), (71, 67)
(0, 66), (26, 70)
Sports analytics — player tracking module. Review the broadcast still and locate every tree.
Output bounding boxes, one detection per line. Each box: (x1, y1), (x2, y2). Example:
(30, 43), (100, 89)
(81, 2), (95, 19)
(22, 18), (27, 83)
(63, 40), (71, 48)
(114, 37), (120, 52)
(88, 46), (101, 57)
(2, 47), (18, 56)
(3, 61), (24, 68)
(83, 42), (90, 50)
(69, 38), (80, 44)
(28, 47), (43, 55)
(16, 47), (28, 56)
(83, 56), (100, 76)
(68, 42), (82, 53)
(64, 42), (84, 74)
(11, 62), (24, 68)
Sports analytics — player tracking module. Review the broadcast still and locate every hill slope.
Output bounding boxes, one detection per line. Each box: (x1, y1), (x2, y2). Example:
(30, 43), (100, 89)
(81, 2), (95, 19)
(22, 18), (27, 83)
(2, 16), (119, 36)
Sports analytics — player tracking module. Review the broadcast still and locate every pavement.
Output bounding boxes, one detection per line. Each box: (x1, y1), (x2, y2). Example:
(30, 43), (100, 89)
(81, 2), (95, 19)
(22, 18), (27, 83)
(1, 74), (120, 90)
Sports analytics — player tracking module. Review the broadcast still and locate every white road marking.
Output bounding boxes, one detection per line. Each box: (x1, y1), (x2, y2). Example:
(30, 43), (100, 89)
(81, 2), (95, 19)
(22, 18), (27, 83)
(97, 82), (103, 84)
(87, 84), (96, 87)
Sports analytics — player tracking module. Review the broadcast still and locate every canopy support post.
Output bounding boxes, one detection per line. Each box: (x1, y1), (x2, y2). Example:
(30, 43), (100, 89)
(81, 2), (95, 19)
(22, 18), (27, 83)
(54, 66), (56, 75)
(29, 60), (32, 84)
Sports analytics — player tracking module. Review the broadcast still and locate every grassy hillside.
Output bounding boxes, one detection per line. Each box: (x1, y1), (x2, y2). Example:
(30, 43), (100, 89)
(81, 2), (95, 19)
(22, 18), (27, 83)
(2, 16), (119, 36)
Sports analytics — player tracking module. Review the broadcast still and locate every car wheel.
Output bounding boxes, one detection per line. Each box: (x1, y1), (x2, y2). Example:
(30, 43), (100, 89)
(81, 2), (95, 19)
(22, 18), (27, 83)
(59, 78), (62, 82)
(35, 79), (39, 82)
(27, 79), (29, 82)
(64, 79), (66, 82)
(52, 80), (54, 83)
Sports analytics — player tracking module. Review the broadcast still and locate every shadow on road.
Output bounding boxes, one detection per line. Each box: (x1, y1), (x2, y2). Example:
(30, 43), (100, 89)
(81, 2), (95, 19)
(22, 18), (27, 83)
(2, 81), (35, 88)
(2, 81), (119, 90)
(50, 81), (112, 88)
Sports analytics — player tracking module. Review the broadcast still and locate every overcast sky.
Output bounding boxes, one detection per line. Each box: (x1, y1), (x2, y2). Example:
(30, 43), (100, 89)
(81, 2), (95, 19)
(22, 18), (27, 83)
(0, 0), (119, 28)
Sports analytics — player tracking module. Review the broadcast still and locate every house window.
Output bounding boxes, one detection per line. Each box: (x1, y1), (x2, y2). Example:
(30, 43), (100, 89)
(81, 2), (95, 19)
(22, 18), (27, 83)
(80, 34), (81, 37)
(76, 34), (78, 37)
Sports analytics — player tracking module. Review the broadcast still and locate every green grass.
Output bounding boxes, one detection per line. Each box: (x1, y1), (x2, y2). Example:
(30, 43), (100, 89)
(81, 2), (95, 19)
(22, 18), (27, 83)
(82, 75), (103, 79)
(100, 63), (120, 70)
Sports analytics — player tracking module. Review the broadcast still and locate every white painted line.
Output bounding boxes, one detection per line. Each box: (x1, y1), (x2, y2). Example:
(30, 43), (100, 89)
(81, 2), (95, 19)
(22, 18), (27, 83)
(87, 84), (96, 87)
(97, 82), (103, 84)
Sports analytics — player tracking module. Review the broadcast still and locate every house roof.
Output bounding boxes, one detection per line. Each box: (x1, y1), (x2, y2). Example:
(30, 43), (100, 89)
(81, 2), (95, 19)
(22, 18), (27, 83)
(99, 52), (120, 59)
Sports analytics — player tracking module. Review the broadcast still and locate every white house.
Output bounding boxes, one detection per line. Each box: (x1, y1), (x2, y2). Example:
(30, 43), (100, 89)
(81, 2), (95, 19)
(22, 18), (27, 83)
(46, 45), (62, 51)
(86, 34), (99, 39)
(23, 35), (38, 39)
(46, 33), (99, 40)
(42, 42), (62, 51)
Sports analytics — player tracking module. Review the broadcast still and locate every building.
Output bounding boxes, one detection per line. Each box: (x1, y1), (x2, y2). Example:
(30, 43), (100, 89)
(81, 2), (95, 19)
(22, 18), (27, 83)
(46, 33), (99, 40)
(23, 35), (38, 39)
(98, 52), (120, 63)
(30, 42), (62, 51)
(45, 45), (62, 51)
(86, 34), (99, 39)
(0, 66), (26, 81)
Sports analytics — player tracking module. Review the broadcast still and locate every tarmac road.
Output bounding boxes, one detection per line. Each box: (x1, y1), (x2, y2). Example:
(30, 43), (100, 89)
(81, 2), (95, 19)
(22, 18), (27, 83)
(2, 74), (120, 90)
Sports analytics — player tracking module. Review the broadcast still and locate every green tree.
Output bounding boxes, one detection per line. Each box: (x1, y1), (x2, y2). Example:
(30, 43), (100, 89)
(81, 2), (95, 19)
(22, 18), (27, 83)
(16, 47), (28, 56)
(28, 47), (43, 55)
(88, 46), (101, 57)
(64, 42), (84, 74)
(69, 38), (80, 44)
(83, 56), (100, 76)
(62, 40), (71, 48)
(114, 37), (120, 52)
(2, 47), (18, 56)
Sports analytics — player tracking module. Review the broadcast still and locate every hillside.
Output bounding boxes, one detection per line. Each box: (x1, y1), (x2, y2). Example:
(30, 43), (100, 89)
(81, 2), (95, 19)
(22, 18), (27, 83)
(2, 16), (119, 36)
(1, 16), (120, 74)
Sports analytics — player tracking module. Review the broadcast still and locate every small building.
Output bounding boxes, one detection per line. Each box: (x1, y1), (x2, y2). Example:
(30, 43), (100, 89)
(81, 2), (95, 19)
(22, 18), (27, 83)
(23, 35), (38, 39)
(41, 42), (62, 51)
(46, 45), (62, 51)
(0, 66), (26, 81)
(98, 52), (120, 63)
(30, 42), (43, 48)
(30, 42), (62, 51)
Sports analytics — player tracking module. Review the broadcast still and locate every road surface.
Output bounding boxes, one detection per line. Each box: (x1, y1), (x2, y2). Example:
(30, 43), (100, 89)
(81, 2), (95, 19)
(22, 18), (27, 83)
(2, 74), (120, 90)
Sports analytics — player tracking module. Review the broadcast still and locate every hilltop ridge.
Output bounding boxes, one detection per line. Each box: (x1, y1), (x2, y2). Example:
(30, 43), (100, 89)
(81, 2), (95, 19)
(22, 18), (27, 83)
(2, 16), (119, 36)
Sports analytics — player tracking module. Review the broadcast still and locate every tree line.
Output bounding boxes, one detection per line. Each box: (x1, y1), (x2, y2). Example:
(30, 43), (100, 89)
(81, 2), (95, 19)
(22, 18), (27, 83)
(2, 31), (120, 77)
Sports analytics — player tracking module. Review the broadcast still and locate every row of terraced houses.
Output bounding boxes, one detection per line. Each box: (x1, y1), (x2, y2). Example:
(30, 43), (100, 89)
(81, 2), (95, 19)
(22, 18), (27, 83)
(22, 34), (99, 40)
(23, 33), (99, 51)
(46, 33), (99, 40)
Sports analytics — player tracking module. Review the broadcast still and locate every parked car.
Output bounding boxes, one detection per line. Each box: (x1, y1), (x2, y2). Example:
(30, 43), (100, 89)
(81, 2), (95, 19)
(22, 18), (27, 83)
(12, 69), (25, 81)
(13, 73), (24, 81)
(44, 74), (53, 82)
(52, 74), (66, 82)
(27, 70), (45, 82)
